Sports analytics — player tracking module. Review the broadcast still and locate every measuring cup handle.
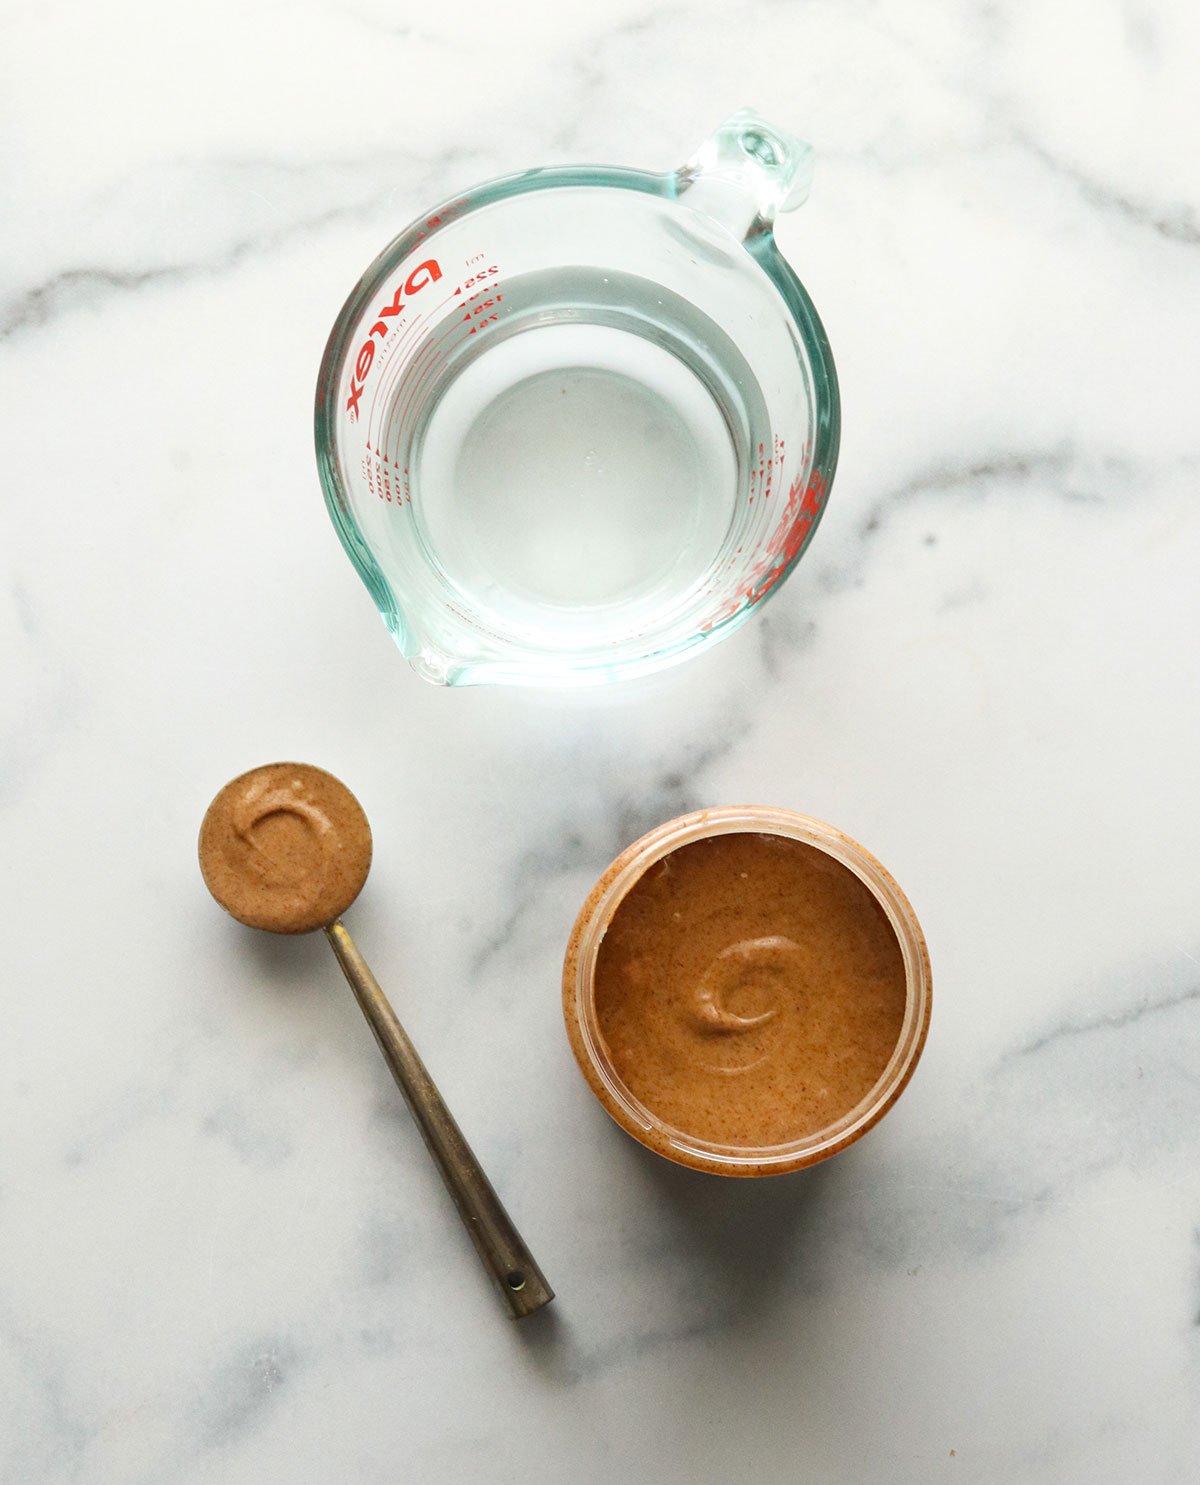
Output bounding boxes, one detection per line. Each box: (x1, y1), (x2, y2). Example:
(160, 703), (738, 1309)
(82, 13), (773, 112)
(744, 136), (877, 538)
(679, 109), (815, 236)
(324, 921), (554, 1319)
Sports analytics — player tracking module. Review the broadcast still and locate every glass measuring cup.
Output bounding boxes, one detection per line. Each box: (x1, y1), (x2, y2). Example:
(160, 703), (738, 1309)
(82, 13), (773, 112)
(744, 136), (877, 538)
(315, 110), (840, 687)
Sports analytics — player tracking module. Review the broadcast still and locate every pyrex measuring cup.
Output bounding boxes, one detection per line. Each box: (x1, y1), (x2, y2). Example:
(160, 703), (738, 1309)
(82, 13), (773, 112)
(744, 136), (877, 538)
(315, 110), (839, 687)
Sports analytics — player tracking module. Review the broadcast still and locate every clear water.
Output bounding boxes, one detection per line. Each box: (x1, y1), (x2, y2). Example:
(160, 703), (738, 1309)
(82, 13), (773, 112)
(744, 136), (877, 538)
(403, 269), (766, 644)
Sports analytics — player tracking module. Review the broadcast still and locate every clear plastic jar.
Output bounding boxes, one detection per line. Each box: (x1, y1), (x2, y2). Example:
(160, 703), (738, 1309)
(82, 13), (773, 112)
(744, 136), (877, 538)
(562, 808), (931, 1176)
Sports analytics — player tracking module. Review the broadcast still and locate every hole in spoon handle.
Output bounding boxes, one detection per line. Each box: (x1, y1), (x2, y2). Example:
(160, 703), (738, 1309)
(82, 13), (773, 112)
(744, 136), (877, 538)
(323, 920), (555, 1318)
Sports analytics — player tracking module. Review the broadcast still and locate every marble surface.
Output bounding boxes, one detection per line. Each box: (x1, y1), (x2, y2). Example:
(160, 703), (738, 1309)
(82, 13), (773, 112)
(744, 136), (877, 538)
(3, 1), (1199, 1480)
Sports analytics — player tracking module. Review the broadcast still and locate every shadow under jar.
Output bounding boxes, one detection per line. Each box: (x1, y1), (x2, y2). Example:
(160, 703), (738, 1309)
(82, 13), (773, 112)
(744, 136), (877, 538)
(563, 809), (931, 1176)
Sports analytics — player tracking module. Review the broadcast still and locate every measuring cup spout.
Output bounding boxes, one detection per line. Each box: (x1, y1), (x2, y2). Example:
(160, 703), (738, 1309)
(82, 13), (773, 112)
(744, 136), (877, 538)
(382, 616), (457, 684)
(679, 109), (814, 239)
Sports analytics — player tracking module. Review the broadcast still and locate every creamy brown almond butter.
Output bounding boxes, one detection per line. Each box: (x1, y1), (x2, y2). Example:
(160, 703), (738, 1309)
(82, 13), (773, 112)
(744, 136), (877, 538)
(592, 831), (908, 1149)
(198, 763), (372, 934)
(561, 807), (935, 1176)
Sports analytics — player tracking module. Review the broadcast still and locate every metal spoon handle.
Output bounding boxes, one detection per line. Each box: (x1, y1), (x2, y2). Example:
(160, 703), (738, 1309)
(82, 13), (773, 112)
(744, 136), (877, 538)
(323, 921), (554, 1319)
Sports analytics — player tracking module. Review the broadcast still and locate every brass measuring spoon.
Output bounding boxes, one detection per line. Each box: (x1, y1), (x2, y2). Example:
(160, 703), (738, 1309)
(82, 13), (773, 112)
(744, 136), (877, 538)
(198, 762), (553, 1319)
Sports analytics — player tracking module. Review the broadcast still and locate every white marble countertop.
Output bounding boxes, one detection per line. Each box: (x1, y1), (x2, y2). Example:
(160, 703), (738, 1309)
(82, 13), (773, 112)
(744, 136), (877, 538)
(4, 2), (1199, 1480)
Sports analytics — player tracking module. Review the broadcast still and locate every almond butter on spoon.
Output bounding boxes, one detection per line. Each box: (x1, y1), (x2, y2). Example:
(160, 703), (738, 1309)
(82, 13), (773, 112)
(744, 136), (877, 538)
(199, 762), (553, 1318)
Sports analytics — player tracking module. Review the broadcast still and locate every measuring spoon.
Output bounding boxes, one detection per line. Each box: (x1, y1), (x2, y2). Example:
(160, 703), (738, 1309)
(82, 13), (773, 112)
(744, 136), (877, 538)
(198, 761), (553, 1319)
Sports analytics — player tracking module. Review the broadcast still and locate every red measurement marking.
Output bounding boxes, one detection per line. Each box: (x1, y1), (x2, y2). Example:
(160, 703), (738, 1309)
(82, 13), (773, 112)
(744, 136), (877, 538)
(363, 449), (398, 503)
(380, 331), (439, 457)
(344, 259), (442, 419)
(748, 468), (829, 600)
(364, 317), (407, 445)
(395, 340), (452, 438)
(379, 335), (437, 460)
(372, 285), (461, 443)
(383, 277), (491, 450)
(369, 316), (429, 449)
(365, 260), (503, 473)
(463, 265), (499, 290)
(385, 331), (449, 456)
(701, 463), (829, 631)
(748, 437), (787, 505)
(368, 321), (418, 449)
(367, 290), (456, 447)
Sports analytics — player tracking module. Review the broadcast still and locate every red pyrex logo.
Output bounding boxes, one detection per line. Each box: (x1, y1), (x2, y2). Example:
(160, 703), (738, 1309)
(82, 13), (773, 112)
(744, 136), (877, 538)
(345, 259), (442, 418)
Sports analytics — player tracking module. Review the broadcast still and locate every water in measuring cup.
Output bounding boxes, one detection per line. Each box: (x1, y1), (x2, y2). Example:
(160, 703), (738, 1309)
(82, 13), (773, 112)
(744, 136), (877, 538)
(408, 272), (749, 641)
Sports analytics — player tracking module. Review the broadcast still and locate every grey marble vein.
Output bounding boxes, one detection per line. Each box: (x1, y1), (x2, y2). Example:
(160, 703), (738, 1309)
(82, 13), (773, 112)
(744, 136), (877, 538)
(752, 608), (818, 684)
(2, 265), (187, 340)
(468, 723), (755, 977)
(200, 1102), (295, 1169)
(546, 11), (676, 154)
(846, 949), (1200, 1272)
(937, 577), (990, 612)
(1013, 977), (1200, 1060)
(0, 583), (80, 807)
(528, 1303), (737, 1387)
(199, 1337), (299, 1445)
(1, 149), (484, 340)
(63, 1049), (185, 1170)
(11, 579), (38, 639)
(872, 448), (1090, 518)
(811, 446), (1105, 597)
(1193, 1229), (1200, 1327)
(0, 1303), (91, 1481)
(1014, 128), (1200, 247)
